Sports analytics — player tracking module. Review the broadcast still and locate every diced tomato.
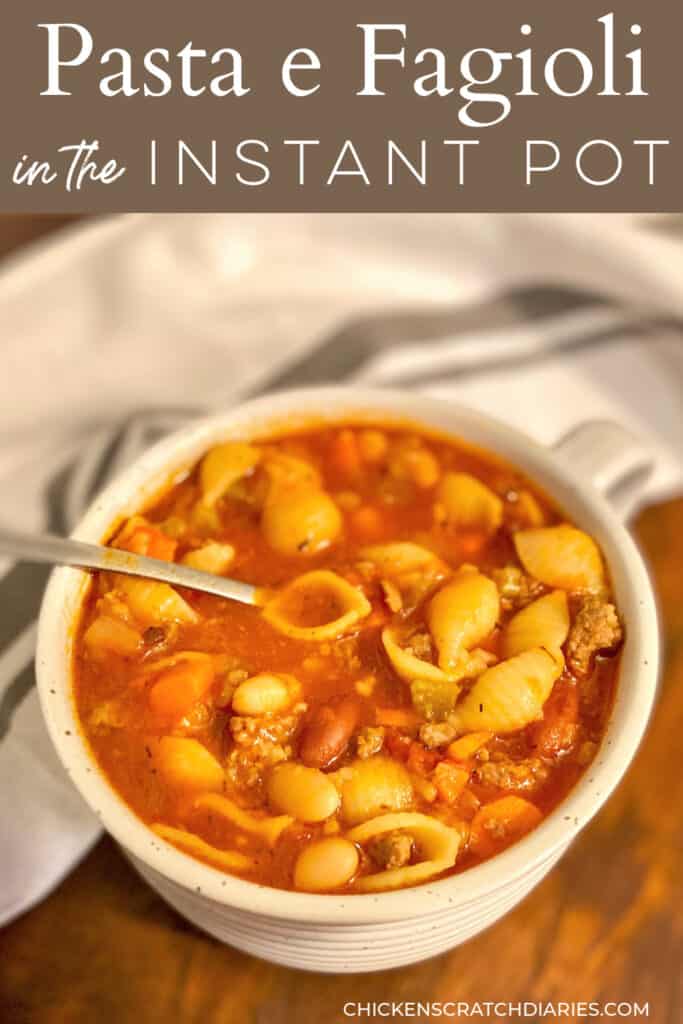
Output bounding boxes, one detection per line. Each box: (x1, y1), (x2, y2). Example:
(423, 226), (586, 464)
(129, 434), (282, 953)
(350, 505), (386, 541)
(433, 761), (470, 804)
(407, 741), (439, 775)
(457, 531), (488, 557)
(456, 787), (481, 820)
(375, 706), (420, 729)
(329, 429), (362, 479)
(384, 729), (412, 762)
(447, 731), (493, 763)
(364, 602), (391, 629)
(529, 678), (580, 757)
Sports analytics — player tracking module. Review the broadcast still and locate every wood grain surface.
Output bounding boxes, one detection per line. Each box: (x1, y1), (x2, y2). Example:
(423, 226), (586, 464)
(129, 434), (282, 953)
(0, 218), (680, 1024)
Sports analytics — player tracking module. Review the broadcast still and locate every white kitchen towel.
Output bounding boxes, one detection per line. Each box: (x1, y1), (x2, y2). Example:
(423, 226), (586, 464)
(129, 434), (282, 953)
(0, 213), (682, 927)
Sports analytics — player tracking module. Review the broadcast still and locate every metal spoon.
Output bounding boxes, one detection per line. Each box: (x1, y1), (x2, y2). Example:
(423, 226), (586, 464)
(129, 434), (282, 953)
(0, 527), (257, 606)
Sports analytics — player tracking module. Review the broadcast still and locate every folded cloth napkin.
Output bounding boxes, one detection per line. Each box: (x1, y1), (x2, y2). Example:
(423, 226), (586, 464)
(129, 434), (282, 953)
(1, 213), (682, 927)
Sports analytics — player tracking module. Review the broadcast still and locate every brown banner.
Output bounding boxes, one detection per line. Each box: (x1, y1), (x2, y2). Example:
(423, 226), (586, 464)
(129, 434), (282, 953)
(1, 1), (680, 211)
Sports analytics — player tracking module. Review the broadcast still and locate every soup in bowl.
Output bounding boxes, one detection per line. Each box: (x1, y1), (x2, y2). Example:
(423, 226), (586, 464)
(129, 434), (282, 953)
(36, 389), (659, 972)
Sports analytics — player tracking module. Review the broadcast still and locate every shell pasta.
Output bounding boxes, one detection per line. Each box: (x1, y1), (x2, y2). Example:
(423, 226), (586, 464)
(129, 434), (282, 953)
(427, 571), (500, 674)
(503, 590), (570, 658)
(452, 647), (565, 734)
(74, 420), (623, 894)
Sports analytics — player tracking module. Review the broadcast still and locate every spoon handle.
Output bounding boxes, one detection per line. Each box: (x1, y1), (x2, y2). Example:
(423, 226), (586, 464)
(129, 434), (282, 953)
(0, 526), (257, 606)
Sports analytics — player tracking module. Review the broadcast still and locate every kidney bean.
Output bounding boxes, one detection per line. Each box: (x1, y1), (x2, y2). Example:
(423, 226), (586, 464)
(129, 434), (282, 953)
(299, 695), (360, 770)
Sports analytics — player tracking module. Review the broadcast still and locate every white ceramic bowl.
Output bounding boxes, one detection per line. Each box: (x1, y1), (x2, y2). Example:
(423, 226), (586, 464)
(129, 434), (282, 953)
(36, 388), (659, 973)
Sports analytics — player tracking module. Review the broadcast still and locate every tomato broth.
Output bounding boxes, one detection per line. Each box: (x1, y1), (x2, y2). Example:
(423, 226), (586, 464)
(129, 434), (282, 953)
(73, 423), (622, 894)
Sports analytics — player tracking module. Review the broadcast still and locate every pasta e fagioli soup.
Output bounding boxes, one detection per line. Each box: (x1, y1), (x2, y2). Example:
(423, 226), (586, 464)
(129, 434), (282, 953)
(73, 421), (623, 894)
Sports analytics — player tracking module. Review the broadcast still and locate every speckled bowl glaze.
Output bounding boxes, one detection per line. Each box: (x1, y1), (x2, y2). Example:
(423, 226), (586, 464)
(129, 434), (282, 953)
(36, 388), (659, 973)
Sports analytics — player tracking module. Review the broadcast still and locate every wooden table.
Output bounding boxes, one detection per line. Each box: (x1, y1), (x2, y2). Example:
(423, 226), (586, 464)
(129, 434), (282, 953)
(0, 218), (681, 1023)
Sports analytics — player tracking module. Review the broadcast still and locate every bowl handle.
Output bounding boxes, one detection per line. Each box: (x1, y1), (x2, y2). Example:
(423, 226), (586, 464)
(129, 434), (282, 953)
(552, 421), (655, 520)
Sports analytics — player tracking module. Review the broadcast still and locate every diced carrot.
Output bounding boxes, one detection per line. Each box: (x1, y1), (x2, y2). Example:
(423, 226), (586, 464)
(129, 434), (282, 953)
(530, 678), (580, 757)
(433, 761), (470, 804)
(469, 796), (542, 858)
(407, 741), (440, 775)
(412, 774), (438, 803)
(447, 731), (493, 762)
(375, 706), (420, 729)
(117, 526), (140, 552)
(350, 505), (385, 540)
(148, 658), (215, 718)
(457, 531), (488, 557)
(147, 531), (178, 561)
(117, 522), (178, 562)
(329, 429), (362, 479)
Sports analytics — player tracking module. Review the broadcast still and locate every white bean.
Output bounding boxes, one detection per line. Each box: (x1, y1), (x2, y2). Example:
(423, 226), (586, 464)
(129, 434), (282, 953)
(294, 838), (359, 892)
(267, 763), (340, 822)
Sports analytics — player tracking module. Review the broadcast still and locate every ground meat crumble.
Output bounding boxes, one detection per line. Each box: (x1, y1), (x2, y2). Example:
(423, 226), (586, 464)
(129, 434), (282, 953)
(406, 631), (434, 660)
(225, 706), (306, 792)
(367, 830), (414, 870)
(474, 754), (550, 793)
(419, 719), (458, 750)
(566, 596), (623, 677)
(356, 725), (385, 759)
(491, 565), (544, 611)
